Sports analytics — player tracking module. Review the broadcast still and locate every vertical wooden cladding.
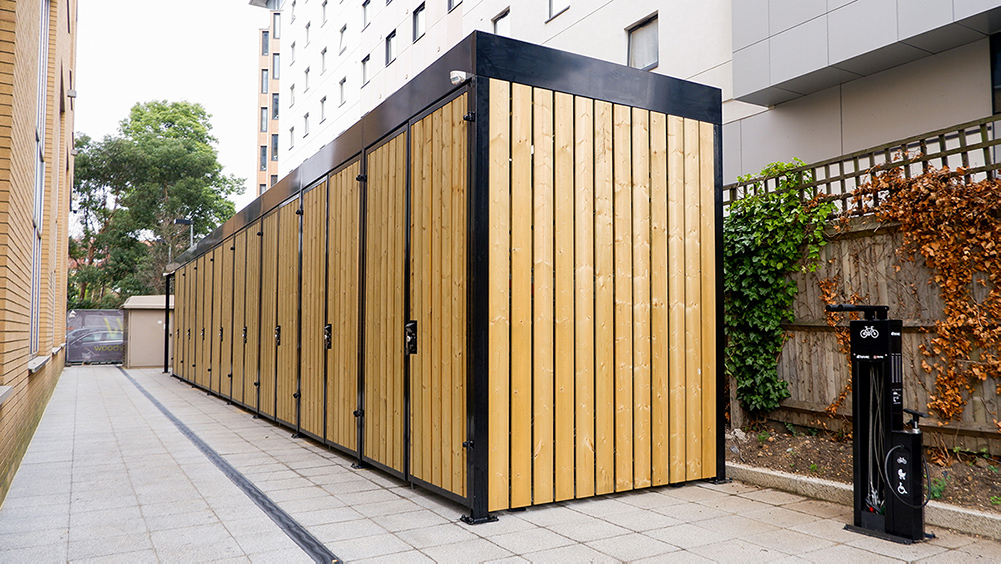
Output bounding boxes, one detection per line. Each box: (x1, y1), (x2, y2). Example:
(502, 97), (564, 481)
(231, 230), (248, 406)
(259, 212), (280, 419)
(276, 202), (301, 425)
(410, 94), (467, 497)
(197, 253), (212, 389)
(364, 132), (406, 474)
(244, 220), (263, 411)
(486, 79), (717, 511)
(173, 265), (187, 380)
(300, 180), (327, 439)
(326, 163), (361, 451)
(211, 246), (226, 395)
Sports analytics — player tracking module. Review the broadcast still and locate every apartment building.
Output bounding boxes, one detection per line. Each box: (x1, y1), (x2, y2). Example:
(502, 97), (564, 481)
(0, 0), (78, 504)
(252, 0), (283, 196)
(275, 0), (1001, 184)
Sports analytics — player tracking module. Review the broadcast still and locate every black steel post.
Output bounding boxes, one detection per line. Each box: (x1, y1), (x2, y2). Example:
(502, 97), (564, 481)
(354, 154), (368, 469)
(713, 123), (729, 484)
(461, 76), (496, 525)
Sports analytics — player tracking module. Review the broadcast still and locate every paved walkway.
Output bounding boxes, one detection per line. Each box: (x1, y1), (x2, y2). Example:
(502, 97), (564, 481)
(1, 366), (999, 563)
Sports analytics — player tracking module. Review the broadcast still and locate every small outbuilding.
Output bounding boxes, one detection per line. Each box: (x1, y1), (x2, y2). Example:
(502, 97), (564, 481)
(122, 295), (173, 369)
(167, 32), (723, 522)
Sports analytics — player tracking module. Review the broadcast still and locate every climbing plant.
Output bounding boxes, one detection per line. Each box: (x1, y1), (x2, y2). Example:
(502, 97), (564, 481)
(724, 160), (836, 415)
(856, 166), (1001, 424)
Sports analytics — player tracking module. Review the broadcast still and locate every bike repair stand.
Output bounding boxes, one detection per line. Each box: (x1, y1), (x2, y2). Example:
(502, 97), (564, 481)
(825, 304), (934, 544)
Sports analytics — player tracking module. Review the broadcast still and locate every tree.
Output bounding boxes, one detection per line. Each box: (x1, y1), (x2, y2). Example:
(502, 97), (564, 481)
(70, 101), (244, 308)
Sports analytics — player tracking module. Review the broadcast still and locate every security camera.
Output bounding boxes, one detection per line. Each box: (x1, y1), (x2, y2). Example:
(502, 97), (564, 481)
(450, 70), (469, 85)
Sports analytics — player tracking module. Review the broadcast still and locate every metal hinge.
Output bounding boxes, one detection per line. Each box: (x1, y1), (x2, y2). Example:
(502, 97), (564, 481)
(242, 326), (248, 344)
(293, 391), (301, 399)
(219, 327), (224, 341)
(323, 323), (332, 349)
(353, 409), (364, 417)
(405, 320), (417, 355)
(295, 207), (304, 215)
(463, 111), (475, 122)
(462, 441), (474, 449)
(356, 174), (367, 182)
(275, 325), (281, 346)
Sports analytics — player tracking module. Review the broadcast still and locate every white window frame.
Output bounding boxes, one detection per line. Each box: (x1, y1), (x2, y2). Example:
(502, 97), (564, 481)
(413, 3), (425, 42)
(627, 15), (659, 71)
(385, 30), (396, 65)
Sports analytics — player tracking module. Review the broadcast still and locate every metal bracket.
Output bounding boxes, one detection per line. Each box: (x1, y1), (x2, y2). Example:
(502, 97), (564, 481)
(253, 380), (260, 387)
(324, 323), (332, 349)
(295, 207), (304, 215)
(293, 391), (301, 399)
(462, 440), (473, 449)
(275, 325), (281, 345)
(463, 111), (476, 122)
(353, 409), (364, 417)
(356, 174), (367, 182)
(405, 320), (417, 355)
(459, 514), (498, 525)
(219, 327), (224, 341)
(242, 326), (248, 344)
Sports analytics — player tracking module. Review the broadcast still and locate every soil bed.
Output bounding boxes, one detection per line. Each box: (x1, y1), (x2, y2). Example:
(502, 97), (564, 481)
(726, 424), (1001, 515)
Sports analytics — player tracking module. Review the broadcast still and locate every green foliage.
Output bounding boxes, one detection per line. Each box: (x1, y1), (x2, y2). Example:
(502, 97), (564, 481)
(757, 431), (770, 444)
(991, 496), (1001, 505)
(809, 463), (820, 473)
(929, 476), (949, 500)
(724, 160), (835, 415)
(784, 422), (798, 436)
(70, 100), (244, 308)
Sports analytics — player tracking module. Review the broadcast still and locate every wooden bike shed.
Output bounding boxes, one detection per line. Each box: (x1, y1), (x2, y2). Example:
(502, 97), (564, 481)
(167, 32), (724, 523)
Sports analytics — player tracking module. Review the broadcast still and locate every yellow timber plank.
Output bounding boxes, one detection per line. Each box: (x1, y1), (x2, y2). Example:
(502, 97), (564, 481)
(554, 91), (575, 502)
(222, 239), (234, 400)
(233, 231), (247, 405)
(440, 103), (454, 488)
(632, 107), (652, 489)
(488, 79), (511, 511)
(420, 117), (433, 482)
(533, 87), (555, 505)
(430, 108), (443, 487)
(213, 247), (223, 394)
(451, 95), (467, 495)
(246, 222), (262, 410)
(667, 115), (687, 483)
(593, 99), (615, 496)
(396, 134), (406, 472)
(649, 112), (670, 486)
(683, 117), (703, 480)
(509, 83), (533, 508)
(574, 95), (595, 499)
(612, 103), (633, 492)
(411, 118), (424, 482)
(699, 121), (717, 478)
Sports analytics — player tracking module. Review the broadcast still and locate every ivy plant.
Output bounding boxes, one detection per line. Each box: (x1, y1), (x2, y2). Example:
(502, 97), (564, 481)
(724, 160), (835, 415)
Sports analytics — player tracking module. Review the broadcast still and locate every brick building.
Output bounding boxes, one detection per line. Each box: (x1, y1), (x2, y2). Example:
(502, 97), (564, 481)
(0, 0), (78, 504)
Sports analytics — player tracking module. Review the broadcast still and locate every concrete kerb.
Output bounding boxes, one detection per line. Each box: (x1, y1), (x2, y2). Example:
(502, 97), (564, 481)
(727, 462), (1001, 542)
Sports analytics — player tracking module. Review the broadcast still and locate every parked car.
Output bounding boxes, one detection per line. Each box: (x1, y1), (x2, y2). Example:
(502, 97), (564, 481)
(65, 327), (102, 343)
(67, 330), (125, 364)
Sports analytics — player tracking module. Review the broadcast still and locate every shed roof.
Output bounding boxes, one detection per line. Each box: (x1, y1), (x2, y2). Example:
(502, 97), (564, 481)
(122, 295), (174, 310)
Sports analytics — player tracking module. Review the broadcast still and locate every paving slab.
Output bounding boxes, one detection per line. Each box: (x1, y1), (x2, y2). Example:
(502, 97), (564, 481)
(1, 365), (999, 563)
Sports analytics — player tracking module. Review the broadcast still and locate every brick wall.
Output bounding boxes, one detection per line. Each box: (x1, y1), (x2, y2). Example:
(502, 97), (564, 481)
(0, 0), (76, 506)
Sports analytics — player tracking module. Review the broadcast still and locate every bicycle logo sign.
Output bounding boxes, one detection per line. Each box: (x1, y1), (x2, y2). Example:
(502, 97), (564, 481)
(860, 325), (879, 339)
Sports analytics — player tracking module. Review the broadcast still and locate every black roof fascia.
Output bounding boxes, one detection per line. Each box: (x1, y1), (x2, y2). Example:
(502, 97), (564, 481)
(171, 31), (721, 269)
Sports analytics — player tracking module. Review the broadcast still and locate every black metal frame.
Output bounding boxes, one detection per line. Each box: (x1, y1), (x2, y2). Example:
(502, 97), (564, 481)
(168, 30), (723, 521)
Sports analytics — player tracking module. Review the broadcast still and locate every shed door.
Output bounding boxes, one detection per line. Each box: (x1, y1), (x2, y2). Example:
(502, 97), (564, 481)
(361, 130), (407, 475)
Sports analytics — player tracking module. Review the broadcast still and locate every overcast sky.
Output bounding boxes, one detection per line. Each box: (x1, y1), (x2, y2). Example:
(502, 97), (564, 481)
(75, 0), (269, 214)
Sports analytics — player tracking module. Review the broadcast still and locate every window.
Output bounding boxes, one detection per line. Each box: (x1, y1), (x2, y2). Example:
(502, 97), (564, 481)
(271, 174), (278, 186)
(339, 25), (348, 53)
(260, 146), (268, 170)
(291, 42), (296, 63)
(304, 67), (310, 90)
(262, 31), (270, 55)
(321, 48), (327, 72)
(628, 15), (658, 70)
(260, 183), (267, 194)
(549, 0), (568, 19)
(339, 77), (346, 105)
(362, 0), (370, 28)
(274, 12), (281, 38)
(492, 8), (510, 37)
(385, 30), (396, 65)
(272, 134), (279, 160)
(303, 113), (310, 137)
(305, 21), (311, 44)
(322, 0), (328, 24)
(448, 0), (461, 11)
(273, 93), (280, 119)
(29, 0), (50, 356)
(320, 96), (327, 121)
(290, 126), (295, 148)
(413, 3), (425, 41)
(290, 0), (296, 21)
(261, 107), (268, 132)
(361, 54), (370, 84)
(261, 69), (269, 93)
(290, 83), (295, 105)
(273, 53), (280, 78)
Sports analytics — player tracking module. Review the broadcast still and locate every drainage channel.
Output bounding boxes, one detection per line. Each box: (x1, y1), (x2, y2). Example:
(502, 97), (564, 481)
(117, 367), (340, 564)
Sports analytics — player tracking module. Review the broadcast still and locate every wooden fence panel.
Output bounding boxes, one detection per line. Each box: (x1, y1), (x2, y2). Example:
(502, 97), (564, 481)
(220, 240), (235, 399)
(327, 163), (360, 451)
(364, 132), (406, 473)
(259, 212), (280, 419)
(232, 230), (248, 406)
(174, 265), (186, 379)
(301, 182), (326, 439)
(197, 254), (212, 389)
(276, 201), (300, 426)
(211, 247), (225, 395)
(485, 80), (718, 509)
